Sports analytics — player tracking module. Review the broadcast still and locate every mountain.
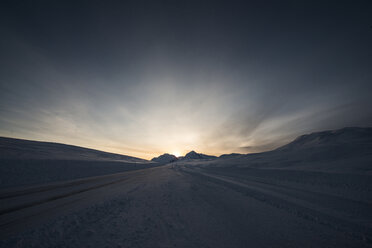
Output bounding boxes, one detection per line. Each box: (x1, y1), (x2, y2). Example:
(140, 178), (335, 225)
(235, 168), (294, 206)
(219, 153), (243, 159)
(151, 153), (178, 163)
(270, 127), (372, 162)
(183, 151), (217, 160)
(203, 127), (372, 173)
(152, 151), (217, 163)
(276, 127), (372, 151)
(0, 137), (148, 162)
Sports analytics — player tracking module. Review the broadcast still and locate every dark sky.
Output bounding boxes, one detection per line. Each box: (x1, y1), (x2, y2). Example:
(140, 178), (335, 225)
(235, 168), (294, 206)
(1, 0), (371, 158)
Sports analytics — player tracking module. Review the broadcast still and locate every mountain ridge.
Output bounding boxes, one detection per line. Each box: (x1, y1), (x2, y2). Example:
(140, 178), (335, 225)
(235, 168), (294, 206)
(151, 153), (178, 163)
(183, 150), (217, 160)
(276, 127), (372, 151)
(0, 136), (148, 162)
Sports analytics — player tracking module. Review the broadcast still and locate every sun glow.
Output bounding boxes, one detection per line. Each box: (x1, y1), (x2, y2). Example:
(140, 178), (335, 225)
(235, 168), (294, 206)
(172, 151), (181, 157)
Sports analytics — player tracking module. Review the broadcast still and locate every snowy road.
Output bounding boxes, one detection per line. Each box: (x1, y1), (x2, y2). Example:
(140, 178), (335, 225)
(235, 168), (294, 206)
(1, 164), (372, 247)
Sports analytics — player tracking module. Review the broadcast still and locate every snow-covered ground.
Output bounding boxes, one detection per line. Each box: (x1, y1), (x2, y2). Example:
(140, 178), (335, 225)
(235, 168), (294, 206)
(1, 127), (371, 247)
(1, 162), (372, 248)
(0, 137), (154, 188)
(0, 137), (147, 162)
(0, 159), (157, 188)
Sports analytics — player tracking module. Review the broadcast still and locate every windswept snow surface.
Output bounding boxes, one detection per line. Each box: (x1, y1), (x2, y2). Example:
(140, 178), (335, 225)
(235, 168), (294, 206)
(1, 127), (372, 247)
(0, 137), (147, 162)
(0, 160), (157, 188)
(0, 137), (154, 188)
(1, 163), (372, 248)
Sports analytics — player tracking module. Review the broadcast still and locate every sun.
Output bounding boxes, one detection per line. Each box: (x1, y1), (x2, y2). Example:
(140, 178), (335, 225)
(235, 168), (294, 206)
(172, 151), (181, 157)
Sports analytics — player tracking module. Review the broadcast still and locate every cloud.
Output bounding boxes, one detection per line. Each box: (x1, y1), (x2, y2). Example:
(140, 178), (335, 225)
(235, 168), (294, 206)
(1, 1), (372, 159)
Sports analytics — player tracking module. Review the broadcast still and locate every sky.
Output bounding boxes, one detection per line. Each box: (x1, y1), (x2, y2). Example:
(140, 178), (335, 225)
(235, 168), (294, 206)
(0, 0), (372, 159)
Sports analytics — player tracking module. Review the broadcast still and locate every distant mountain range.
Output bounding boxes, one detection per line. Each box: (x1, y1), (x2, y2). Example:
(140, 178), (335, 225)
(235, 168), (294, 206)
(151, 127), (372, 174)
(2, 127), (371, 169)
(214, 127), (372, 173)
(184, 151), (217, 160)
(0, 137), (148, 163)
(151, 151), (217, 163)
(151, 153), (178, 163)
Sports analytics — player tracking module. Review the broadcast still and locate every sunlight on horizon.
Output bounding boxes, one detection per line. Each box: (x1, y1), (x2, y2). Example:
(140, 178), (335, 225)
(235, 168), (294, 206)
(171, 151), (182, 157)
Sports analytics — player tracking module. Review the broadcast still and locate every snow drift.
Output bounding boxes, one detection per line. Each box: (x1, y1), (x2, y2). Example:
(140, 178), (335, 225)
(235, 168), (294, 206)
(0, 137), (147, 162)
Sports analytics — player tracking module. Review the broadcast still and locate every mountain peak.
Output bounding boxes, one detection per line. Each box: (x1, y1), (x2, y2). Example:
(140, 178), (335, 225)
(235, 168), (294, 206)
(186, 150), (198, 155)
(151, 153), (178, 163)
(184, 151), (217, 160)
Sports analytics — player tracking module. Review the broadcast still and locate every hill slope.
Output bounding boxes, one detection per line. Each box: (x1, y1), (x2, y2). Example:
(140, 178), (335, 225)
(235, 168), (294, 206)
(0, 137), (147, 162)
(276, 127), (372, 152)
(213, 127), (372, 173)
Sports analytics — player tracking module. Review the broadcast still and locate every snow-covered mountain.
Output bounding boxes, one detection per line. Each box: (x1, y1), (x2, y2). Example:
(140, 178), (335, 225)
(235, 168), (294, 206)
(219, 153), (243, 159)
(152, 151), (217, 163)
(210, 127), (372, 173)
(0, 137), (148, 163)
(183, 151), (217, 160)
(276, 127), (372, 152)
(151, 153), (178, 163)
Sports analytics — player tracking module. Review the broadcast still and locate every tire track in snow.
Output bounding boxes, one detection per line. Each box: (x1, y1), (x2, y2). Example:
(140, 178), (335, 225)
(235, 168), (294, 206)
(180, 166), (372, 245)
